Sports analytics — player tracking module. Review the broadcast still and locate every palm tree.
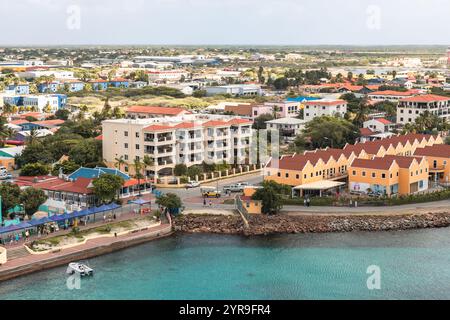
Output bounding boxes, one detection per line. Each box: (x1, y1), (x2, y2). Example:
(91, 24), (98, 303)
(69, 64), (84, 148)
(133, 158), (145, 197)
(114, 156), (127, 171)
(25, 128), (40, 146)
(142, 155), (155, 181)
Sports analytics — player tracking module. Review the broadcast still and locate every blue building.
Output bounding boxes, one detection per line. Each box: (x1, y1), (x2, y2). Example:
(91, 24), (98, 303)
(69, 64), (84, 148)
(90, 80), (109, 91)
(38, 81), (85, 93)
(7, 84), (30, 95)
(3, 96), (24, 106)
(38, 82), (60, 93)
(286, 96), (322, 103)
(109, 78), (130, 88)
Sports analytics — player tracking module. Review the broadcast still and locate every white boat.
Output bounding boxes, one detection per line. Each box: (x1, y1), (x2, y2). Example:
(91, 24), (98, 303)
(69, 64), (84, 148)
(66, 262), (94, 277)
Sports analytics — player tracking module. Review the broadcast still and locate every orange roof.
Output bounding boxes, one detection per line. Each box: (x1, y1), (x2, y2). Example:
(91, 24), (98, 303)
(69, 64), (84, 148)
(369, 90), (415, 96)
(227, 118), (253, 125)
(375, 118), (392, 125)
(203, 120), (229, 127)
(360, 128), (374, 136)
(126, 106), (189, 116)
(10, 120), (29, 125)
(339, 84), (364, 91)
(400, 94), (450, 103)
(33, 119), (65, 126)
(143, 124), (174, 132)
(303, 99), (346, 106)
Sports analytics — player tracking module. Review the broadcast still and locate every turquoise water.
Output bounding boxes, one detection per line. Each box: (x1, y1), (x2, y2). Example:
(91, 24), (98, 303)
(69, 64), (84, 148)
(2, 229), (450, 300)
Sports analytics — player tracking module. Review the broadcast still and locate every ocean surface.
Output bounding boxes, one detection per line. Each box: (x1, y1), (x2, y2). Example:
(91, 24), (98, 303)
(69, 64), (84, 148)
(2, 228), (450, 300)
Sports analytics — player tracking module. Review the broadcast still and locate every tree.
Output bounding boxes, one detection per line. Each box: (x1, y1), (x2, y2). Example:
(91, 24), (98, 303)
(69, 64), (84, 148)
(252, 114), (274, 130)
(257, 66), (265, 84)
(273, 77), (289, 90)
(114, 156), (127, 171)
(19, 187), (47, 216)
(142, 155), (154, 178)
(0, 183), (21, 217)
(16, 143), (54, 167)
(352, 96), (371, 127)
(133, 158), (145, 196)
(156, 193), (182, 212)
(300, 116), (360, 149)
(20, 163), (50, 176)
(69, 139), (102, 166)
(52, 160), (80, 176)
(174, 164), (188, 177)
(192, 90), (207, 98)
(252, 183), (283, 215)
(92, 174), (125, 204)
(55, 109), (71, 120)
(187, 166), (202, 180)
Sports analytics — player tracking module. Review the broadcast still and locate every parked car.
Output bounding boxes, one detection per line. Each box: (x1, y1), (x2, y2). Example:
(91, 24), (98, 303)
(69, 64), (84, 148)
(223, 183), (249, 193)
(186, 181), (200, 189)
(201, 187), (222, 198)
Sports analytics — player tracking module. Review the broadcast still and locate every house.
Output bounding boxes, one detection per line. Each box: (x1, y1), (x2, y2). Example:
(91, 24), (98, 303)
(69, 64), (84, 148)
(363, 118), (395, 133)
(397, 94), (450, 126)
(265, 118), (307, 141)
(109, 78), (130, 88)
(302, 99), (347, 122)
(6, 84), (30, 95)
(237, 187), (262, 215)
(414, 144), (450, 185)
(0, 146), (25, 170)
(348, 156), (429, 196)
(125, 106), (191, 119)
(89, 79), (109, 91)
(13, 129), (54, 142)
(368, 90), (416, 102)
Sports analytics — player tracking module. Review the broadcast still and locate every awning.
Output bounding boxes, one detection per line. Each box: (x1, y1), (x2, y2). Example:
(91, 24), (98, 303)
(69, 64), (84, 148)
(293, 180), (346, 191)
(0, 222), (33, 234)
(130, 199), (151, 205)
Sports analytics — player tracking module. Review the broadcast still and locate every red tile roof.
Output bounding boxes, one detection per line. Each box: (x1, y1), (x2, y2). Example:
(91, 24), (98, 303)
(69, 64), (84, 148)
(203, 120), (229, 127)
(375, 118), (392, 125)
(400, 94), (450, 103)
(350, 158), (395, 171)
(33, 119), (65, 127)
(126, 106), (189, 116)
(303, 99), (347, 106)
(227, 118), (253, 125)
(360, 128), (374, 136)
(414, 144), (450, 158)
(143, 124), (174, 132)
(369, 90), (415, 96)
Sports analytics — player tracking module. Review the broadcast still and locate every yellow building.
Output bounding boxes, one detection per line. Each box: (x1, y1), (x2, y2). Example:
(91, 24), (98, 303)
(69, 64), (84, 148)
(414, 144), (450, 185)
(239, 187), (262, 215)
(349, 156), (429, 196)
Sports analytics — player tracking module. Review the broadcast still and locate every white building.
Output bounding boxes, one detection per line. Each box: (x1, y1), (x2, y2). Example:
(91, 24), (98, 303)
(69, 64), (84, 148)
(303, 99), (348, 122)
(147, 69), (189, 83)
(102, 114), (253, 177)
(397, 94), (450, 125)
(368, 90), (416, 102)
(265, 118), (307, 141)
(205, 84), (263, 97)
(363, 118), (395, 133)
(17, 70), (75, 79)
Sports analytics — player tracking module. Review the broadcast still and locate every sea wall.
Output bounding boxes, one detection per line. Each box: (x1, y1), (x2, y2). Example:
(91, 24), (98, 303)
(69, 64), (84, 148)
(174, 212), (450, 236)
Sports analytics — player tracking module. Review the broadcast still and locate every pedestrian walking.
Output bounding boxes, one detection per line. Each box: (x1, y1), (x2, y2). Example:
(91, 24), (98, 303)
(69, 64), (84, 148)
(306, 198), (311, 207)
(303, 199), (307, 207)
(203, 198), (207, 207)
(25, 230), (30, 241)
(209, 200), (212, 207)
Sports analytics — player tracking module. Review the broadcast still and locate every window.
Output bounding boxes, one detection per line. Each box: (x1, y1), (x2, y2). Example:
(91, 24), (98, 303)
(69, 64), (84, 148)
(124, 155), (128, 160)
(124, 131), (128, 137)
(277, 172), (281, 177)
(352, 170), (356, 176)
(136, 132), (140, 138)
(362, 171), (366, 177)
(124, 143), (128, 149)
(136, 144), (140, 150)
(372, 173), (376, 178)
(304, 174), (307, 179)
(382, 173), (386, 179)
(296, 174), (300, 179)
(285, 173), (289, 178)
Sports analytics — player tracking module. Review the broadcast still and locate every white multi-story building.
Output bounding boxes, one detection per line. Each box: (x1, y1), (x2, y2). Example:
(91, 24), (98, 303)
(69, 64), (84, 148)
(102, 114), (253, 177)
(146, 69), (189, 83)
(205, 84), (263, 97)
(363, 118), (395, 133)
(397, 94), (450, 125)
(265, 118), (307, 141)
(17, 70), (75, 79)
(368, 90), (416, 102)
(303, 99), (347, 122)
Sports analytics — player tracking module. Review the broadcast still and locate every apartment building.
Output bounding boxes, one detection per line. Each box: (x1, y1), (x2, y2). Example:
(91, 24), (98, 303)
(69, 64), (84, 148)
(224, 101), (300, 119)
(414, 144), (450, 184)
(125, 106), (191, 119)
(265, 118), (307, 140)
(397, 94), (450, 125)
(349, 156), (429, 196)
(102, 114), (253, 177)
(205, 84), (263, 97)
(368, 90), (416, 102)
(303, 99), (347, 122)
(363, 118), (395, 133)
(146, 70), (189, 83)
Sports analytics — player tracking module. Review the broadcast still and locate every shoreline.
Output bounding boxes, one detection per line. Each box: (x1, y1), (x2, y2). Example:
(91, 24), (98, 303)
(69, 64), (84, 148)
(174, 211), (450, 236)
(0, 224), (173, 282)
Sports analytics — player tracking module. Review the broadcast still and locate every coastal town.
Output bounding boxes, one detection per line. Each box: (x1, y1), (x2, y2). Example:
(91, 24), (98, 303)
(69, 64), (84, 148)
(0, 44), (449, 283)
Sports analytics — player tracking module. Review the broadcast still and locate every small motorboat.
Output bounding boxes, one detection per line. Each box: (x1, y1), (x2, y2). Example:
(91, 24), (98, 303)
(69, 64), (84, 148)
(66, 262), (94, 277)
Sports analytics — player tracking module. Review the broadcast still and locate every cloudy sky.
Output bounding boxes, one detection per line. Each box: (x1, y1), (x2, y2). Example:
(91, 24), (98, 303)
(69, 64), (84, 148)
(1, 0), (449, 45)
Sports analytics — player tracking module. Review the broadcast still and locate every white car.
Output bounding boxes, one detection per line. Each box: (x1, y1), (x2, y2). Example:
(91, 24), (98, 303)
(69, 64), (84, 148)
(186, 181), (201, 188)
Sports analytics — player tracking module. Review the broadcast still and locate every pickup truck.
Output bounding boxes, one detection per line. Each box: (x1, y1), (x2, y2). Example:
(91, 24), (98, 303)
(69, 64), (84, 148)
(223, 183), (249, 193)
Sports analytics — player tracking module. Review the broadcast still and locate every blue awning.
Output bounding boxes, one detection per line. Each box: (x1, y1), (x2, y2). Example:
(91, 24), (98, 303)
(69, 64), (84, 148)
(0, 222), (32, 234)
(130, 199), (150, 205)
